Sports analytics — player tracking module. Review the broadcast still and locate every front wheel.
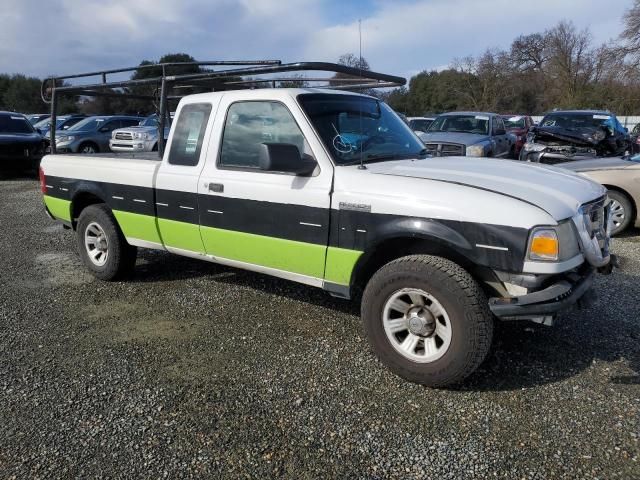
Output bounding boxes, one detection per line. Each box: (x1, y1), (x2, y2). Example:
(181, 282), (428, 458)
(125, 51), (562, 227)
(361, 255), (493, 387)
(608, 190), (633, 236)
(79, 142), (99, 154)
(76, 204), (137, 280)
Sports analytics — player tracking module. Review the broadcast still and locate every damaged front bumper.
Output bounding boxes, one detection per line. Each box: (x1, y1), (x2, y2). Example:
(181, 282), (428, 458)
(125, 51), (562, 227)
(489, 255), (617, 324)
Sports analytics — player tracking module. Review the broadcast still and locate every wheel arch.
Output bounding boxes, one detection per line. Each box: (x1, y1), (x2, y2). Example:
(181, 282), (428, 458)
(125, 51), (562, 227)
(70, 183), (110, 229)
(350, 220), (477, 294)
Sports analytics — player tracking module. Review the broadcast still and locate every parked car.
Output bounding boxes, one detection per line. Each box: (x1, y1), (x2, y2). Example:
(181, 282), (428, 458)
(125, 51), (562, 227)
(0, 111), (46, 171)
(36, 114), (87, 136)
(421, 112), (513, 157)
(40, 89), (613, 387)
(109, 113), (174, 153)
(55, 115), (144, 154)
(559, 154), (640, 235)
(26, 114), (50, 125)
(501, 114), (534, 158)
(407, 116), (436, 142)
(520, 110), (632, 164)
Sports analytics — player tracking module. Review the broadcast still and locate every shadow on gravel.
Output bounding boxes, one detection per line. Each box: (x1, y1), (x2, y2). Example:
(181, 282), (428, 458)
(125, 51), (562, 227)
(132, 249), (359, 315)
(131, 248), (639, 392)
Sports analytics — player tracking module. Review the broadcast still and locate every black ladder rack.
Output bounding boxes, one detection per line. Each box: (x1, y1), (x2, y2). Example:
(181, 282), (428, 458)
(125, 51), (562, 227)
(41, 60), (406, 156)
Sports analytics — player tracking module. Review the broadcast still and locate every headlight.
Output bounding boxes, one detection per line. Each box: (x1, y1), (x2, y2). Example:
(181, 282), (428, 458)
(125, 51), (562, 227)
(523, 142), (546, 153)
(56, 136), (74, 144)
(528, 228), (559, 261)
(466, 145), (485, 157)
(133, 132), (148, 140)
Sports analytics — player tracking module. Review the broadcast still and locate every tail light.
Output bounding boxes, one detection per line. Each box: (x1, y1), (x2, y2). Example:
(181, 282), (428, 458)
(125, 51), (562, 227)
(39, 167), (47, 194)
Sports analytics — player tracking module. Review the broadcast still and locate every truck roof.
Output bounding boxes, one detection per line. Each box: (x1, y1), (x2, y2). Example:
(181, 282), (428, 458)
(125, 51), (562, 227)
(180, 87), (376, 104)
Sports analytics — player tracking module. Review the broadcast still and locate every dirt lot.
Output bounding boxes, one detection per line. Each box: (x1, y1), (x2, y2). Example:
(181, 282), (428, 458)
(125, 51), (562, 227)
(0, 176), (638, 479)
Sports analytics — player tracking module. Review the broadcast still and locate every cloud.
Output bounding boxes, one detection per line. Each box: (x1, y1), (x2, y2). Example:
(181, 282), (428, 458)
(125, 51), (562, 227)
(305, 0), (632, 78)
(0, 0), (633, 83)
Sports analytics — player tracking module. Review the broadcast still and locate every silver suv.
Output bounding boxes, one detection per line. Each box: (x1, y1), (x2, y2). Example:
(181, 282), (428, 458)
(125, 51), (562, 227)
(109, 114), (173, 153)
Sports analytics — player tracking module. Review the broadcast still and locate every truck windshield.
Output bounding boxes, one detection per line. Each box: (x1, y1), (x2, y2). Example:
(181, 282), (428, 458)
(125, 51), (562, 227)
(297, 93), (425, 165)
(540, 113), (616, 131)
(0, 114), (36, 134)
(428, 114), (489, 135)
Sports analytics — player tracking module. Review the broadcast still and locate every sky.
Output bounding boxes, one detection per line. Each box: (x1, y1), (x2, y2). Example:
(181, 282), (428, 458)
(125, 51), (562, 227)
(0, 0), (634, 82)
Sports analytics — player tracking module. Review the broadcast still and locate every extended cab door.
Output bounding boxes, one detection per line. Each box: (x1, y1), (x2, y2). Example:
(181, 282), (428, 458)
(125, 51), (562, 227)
(155, 100), (219, 255)
(197, 92), (334, 287)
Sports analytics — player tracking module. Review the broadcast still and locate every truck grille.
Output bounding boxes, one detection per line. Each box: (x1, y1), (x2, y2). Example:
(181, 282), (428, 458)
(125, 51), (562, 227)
(583, 196), (609, 248)
(114, 132), (133, 140)
(425, 143), (465, 157)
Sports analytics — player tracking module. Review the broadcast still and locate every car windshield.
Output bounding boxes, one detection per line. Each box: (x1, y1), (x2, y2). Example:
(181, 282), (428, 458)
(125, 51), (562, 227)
(409, 119), (433, 132)
(68, 117), (107, 131)
(502, 115), (526, 128)
(540, 113), (614, 130)
(297, 94), (426, 165)
(0, 114), (36, 134)
(428, 114), (489, 135)
(34, 118), (53, 129)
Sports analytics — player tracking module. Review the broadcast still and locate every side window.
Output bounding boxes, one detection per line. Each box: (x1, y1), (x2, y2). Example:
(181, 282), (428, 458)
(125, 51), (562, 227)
(121, 119), (140, 128)
(219, 101), (309, 169)
(100, 121), (119, 132)
(168, 103), (212, 167)
(493, 117), (505, 134)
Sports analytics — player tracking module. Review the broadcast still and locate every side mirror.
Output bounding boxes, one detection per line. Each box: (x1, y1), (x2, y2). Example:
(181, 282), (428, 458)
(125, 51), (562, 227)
(258, 143), (317, 176)
(494, 128), (506, 136)
(99, 127), (109, 133)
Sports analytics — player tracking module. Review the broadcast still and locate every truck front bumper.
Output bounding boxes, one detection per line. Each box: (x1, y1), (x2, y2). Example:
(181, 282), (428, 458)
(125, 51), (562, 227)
(488, 258), (615, 321)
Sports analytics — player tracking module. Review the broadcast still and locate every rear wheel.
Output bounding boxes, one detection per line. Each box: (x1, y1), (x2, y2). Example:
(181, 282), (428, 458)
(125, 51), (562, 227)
(76, 204), (137, 280)
(361, 255), (493, 387)
(608, 190), (633, 236)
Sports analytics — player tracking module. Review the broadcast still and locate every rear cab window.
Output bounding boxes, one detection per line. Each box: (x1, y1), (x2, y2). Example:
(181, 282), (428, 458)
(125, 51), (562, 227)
(168, 103), (212, 166)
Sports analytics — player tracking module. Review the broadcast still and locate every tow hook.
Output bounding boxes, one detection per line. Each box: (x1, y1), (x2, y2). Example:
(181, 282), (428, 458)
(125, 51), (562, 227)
(598, 254), (618, 275)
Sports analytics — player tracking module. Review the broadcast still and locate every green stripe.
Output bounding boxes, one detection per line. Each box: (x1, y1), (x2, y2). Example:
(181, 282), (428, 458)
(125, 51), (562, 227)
(113, 210), (162, 244)
(109, 211), (361, 286)
(201, 226), (327, 278)
(44, 195), (71, 222)
(324, 247), (363, 285)
(157, 218), (205, 252)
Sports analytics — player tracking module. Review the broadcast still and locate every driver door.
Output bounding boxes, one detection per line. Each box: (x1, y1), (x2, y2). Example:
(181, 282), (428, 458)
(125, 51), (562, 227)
(197, 94), (333, 286)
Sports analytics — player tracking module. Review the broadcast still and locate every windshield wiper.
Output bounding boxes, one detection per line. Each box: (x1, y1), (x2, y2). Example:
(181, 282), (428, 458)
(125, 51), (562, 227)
(340, 150), (428, 166)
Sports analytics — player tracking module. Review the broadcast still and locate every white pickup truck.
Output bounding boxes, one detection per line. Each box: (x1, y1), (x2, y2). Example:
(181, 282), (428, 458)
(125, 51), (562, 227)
(40, 88), (614, 387)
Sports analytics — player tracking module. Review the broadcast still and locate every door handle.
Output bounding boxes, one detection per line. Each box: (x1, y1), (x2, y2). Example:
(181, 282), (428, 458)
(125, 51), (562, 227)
(208, 183), (224, 193)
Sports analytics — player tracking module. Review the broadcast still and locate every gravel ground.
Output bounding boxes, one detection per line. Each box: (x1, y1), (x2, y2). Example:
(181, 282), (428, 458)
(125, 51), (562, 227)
(0, 175), (638, 479)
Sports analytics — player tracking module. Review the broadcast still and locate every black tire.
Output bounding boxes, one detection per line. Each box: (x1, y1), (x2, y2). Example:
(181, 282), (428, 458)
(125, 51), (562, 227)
(608, 190), (634, 236)
(78, 142), (99, 154)
(152, 143), (158, 152)
(361, 255), (493, 387)
(76, 204), (137, 280)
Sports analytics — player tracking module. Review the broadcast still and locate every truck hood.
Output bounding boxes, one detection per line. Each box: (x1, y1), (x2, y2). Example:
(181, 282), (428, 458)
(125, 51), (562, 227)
(421, 131), (489, 146)
(363, 157), (606, 220)
(556, 157), (636, 172)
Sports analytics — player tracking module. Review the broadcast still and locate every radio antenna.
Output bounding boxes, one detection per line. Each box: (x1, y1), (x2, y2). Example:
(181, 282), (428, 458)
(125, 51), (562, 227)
(358, 19), (367, 170)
